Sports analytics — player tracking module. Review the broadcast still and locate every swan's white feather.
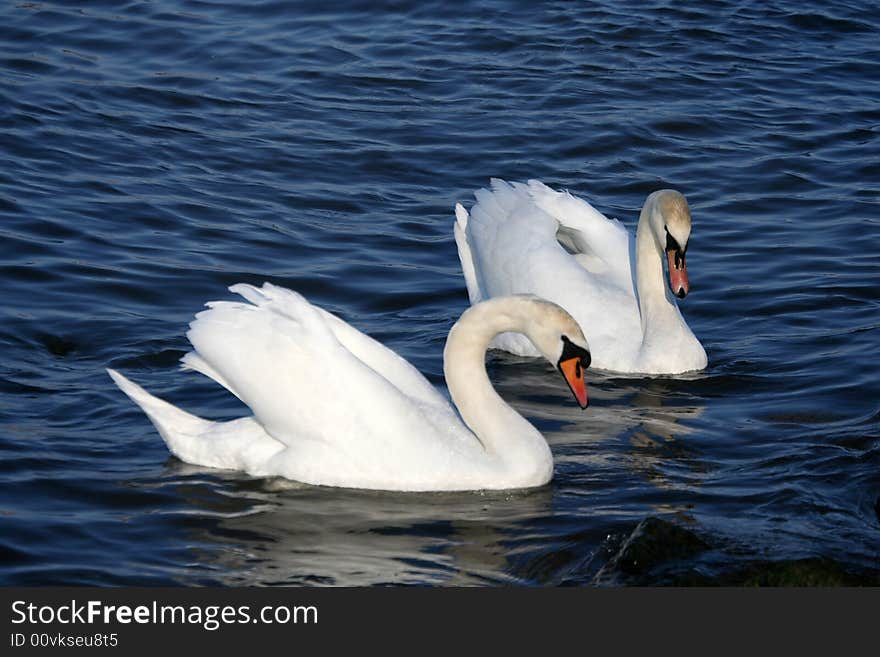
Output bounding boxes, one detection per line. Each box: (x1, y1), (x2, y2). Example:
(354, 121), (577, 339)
(525, 179), (633, 290)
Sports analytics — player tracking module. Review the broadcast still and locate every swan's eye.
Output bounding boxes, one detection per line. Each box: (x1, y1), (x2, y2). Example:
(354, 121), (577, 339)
(664, 227), (682, 253)
(664, 227), (687, 269)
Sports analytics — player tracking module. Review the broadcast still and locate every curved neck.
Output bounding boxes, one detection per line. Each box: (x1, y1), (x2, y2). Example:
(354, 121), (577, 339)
(443, 298), (551, 476)
(634, 194), (679, 340)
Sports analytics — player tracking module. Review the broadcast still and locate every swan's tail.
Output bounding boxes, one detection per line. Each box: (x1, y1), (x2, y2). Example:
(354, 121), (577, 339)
(106, 368), (285, 473)
(107, 368), (211, 440)
(453, 202), (483, 304)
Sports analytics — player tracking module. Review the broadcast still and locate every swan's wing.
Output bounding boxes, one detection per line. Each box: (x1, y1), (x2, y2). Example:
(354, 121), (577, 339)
(524, 179), (633, 289)
(182, 286), (446, 411)
(181, 283), (451, 449)
(313, 307), (449, 410)
(453, 202), (483, 304)
(463, 179), (632, 299)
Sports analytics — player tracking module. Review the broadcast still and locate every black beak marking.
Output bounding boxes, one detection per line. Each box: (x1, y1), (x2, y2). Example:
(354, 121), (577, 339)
(664, 226), (687, 269)
(558, 335), (591, 371)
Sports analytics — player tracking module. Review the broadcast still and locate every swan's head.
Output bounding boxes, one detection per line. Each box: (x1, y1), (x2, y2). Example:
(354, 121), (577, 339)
(521, 298), (592, 409)
(649, 190), (692, 299)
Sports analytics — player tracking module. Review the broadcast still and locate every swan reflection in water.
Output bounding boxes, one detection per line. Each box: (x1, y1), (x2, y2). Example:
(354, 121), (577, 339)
(490, 354), (707, 481)
(160, 463), (553, 586)
(152, 357), (706, 586)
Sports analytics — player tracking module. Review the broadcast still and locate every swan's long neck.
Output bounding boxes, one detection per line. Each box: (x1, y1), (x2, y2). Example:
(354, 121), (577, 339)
(634, 194), (681, 342)
(443, 297), (552, 482)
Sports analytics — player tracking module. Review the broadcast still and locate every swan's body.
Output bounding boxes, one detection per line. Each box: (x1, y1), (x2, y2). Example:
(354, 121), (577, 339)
(454, 179), (707, 374)
(109, 283), (591, 492)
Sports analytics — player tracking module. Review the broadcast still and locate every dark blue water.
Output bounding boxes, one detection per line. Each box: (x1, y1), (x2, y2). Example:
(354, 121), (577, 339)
(2, 0), (878, 585)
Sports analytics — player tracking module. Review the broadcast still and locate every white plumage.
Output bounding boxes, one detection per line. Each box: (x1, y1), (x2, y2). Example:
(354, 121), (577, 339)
(454, 179), (707, 374)
(109, 283), (592, 491)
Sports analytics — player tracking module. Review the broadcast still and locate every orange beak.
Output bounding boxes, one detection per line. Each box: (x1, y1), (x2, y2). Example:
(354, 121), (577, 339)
(558, 357), (589, 409)
(667, 249), (689, 299)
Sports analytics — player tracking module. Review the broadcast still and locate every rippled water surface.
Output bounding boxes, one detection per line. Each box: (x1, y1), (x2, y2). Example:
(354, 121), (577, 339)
(2, 0), (879, 585)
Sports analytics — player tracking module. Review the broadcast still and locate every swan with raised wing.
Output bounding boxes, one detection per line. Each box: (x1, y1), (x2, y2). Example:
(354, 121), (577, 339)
(108, 282), (591, 492)
(454, 179), (707, 374)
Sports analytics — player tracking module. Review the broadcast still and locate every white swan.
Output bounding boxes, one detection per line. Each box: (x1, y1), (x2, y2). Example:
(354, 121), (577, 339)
(108, 282), (591, 492)
(454, 179), (707, 374)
